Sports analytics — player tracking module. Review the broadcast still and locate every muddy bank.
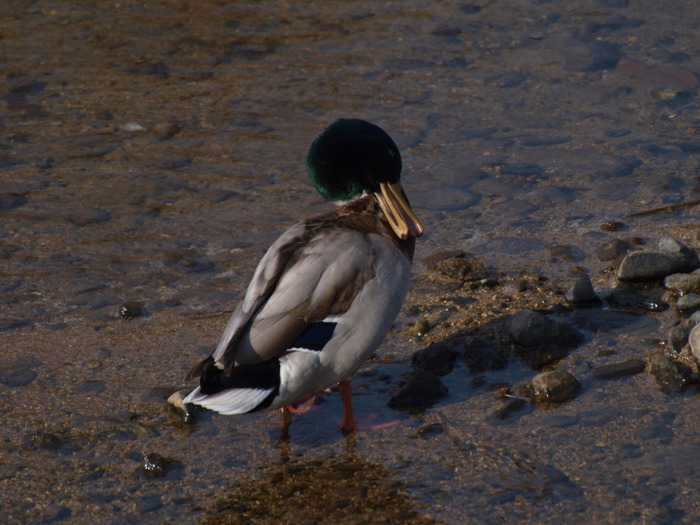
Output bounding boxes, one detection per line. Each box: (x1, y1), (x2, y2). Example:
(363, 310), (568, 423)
(2, 0), (700, 523)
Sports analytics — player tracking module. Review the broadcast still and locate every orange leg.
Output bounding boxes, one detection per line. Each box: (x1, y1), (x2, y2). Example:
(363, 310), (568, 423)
(339, 380), (356, 433)
(278, 407), (292, 446)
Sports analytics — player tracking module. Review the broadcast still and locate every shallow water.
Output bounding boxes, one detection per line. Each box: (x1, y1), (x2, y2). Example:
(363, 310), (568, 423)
(2, 0), (700, 523)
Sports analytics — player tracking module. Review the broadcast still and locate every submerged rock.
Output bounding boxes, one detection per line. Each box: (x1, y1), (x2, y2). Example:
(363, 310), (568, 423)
(412, 344), (458, 376)
(597, 238), (633, 261)
(649, 356), (692, 394)
(0, 367), (38, 387)
(530, 370), (580, 403)
(592, 358), (646, 379)
(502, 311), (583, 366)
(504, 311), (583, 348)
(605, 289), (669, 313)
(388, 371), (448, 410)
(459, 336), (508, 372)
(668, 324), (691, 352)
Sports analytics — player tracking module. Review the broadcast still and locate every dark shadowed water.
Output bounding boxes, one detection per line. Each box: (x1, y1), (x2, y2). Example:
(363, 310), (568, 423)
(2, 0), (700, 523)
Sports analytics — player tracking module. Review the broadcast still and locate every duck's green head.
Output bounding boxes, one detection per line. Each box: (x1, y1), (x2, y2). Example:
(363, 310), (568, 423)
(307, 118), (401, 200)
(306, 118), (423, 239)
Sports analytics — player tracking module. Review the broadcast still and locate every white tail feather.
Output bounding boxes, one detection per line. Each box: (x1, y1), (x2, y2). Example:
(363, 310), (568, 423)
(183, 386), (274, 415)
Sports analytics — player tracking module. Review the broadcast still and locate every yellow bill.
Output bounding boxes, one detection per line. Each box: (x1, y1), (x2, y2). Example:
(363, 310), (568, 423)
(375, 182), (424, 240)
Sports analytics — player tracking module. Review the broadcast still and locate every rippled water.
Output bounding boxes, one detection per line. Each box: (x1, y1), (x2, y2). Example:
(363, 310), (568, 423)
(2, 0), (699, 523)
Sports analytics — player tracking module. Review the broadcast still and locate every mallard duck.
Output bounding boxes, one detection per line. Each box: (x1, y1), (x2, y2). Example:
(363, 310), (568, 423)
(183, 118), (423, 432)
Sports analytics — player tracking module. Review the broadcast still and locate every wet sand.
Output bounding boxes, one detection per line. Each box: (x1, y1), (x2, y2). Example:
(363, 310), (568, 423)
(2, 0), (700, 523)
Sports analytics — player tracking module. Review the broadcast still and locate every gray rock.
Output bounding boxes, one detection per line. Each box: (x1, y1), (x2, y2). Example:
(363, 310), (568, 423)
(504, 311), (583, 348)
(658, 235), (695, 258)
(691, 311), (700, 326)
(690, 324), (700, 362)
(565, 276), (602, 307)
(664, 269), (700, 293)
(531, 370), (580, 402)
(649, 356), (692, 394)
(668, 324), (692, 352)
(677, 293), (700, 313)
(388, 371), (448, 410)
(618, 250), (695, 282)
(592, 358), (646, 378)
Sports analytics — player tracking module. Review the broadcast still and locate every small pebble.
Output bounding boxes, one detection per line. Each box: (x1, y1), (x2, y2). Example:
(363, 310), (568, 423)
(530, 370), (580, 403)
(122, 122), (146, 131)
(409, 320), (431, 338)
(592, 358), (646, 379)
(600, 221), (626, 232)
(139, 453), (169, 478)
(120, 301), (144, 319)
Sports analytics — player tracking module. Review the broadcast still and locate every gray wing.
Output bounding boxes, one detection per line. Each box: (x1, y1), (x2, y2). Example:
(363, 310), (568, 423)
(212, 222), (377, 374)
